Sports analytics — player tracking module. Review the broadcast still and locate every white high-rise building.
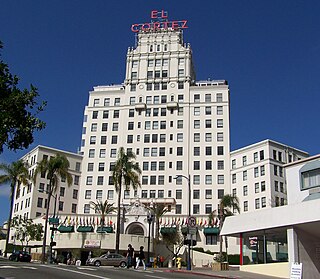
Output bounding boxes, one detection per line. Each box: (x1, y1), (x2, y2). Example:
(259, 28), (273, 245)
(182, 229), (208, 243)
(78, 23), (230, 222)
(230, 139), (308, 214)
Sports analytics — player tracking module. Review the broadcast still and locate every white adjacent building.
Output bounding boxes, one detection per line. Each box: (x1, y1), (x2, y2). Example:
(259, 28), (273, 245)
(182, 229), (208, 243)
(230, 140), (308, 214)
(12, 146), (82, 222)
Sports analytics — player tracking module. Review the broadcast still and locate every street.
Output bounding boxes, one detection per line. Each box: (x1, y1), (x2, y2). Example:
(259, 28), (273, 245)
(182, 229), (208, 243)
(0, 260), (213, 279)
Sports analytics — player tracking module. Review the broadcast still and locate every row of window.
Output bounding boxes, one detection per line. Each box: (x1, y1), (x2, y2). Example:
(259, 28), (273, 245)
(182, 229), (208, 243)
(85, 132), (224, 148)
(36, 199), (77, 214)
(232, 166), (265, 183)
(85, 172), (225, 187)
(13, 197), (31, 212)
(243, 197), (267, 212)
(231, 150), (265, 169)
(92, 92), (224, 108)
(86, 143), (225, 160)
(232, 181), (267, 197)
(274, 181), (285, 193)
(82, 187), (223, 212)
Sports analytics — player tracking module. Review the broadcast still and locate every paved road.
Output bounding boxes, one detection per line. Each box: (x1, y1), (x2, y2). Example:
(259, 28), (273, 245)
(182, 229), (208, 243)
(0, 261), (215, 279)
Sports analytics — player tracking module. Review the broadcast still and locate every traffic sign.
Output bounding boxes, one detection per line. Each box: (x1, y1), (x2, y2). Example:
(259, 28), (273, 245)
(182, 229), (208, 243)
(188, 216), (197, 228)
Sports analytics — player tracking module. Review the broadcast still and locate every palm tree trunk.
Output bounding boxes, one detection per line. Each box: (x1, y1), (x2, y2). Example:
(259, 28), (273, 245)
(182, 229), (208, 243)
(4, 183), (15, 257)
(42, 191), (51, 263)
(219, 206), (224, 262)
(115, 183), (122, 254)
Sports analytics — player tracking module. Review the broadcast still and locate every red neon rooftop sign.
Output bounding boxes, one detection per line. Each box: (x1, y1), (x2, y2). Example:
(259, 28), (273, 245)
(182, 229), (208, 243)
(131, 10), (188, 33)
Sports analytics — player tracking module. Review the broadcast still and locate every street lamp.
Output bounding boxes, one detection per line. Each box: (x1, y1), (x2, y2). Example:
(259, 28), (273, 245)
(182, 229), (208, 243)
(38, 188), (59, 264)
(147, 210), (154, 267)
(174, 174), (191, 271)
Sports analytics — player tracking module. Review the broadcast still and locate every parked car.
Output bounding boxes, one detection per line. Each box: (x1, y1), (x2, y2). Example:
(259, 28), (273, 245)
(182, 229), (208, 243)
(9, 251), (32, 262)
(86, 253), (127, 267)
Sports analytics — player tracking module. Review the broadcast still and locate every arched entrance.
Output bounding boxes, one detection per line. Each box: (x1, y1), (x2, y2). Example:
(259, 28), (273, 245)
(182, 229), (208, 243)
(126, 222), (145, 235)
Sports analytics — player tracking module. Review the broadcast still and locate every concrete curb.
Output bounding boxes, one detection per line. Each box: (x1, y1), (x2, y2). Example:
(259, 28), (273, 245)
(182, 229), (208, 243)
(166, 269), (239, 279)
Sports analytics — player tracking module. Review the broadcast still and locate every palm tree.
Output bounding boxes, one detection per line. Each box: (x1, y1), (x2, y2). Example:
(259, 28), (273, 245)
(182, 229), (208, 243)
(33, 153), (72, 263)
(90, 200), (116, 226)
(112, 147), (141, 253)
(153, 204), (168, 240)
(0, 160), (29, 257)
(218, 194), (240, 261)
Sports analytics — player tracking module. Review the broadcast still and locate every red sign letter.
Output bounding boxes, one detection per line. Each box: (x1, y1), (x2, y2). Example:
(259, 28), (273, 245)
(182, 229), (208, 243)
(131, 24), (139, 32)
(161, 10), (168, 18)
(151, 10), (158, 18)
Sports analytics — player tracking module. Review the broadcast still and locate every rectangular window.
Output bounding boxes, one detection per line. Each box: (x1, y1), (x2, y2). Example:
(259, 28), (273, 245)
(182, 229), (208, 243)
(206, 234), (218, 245)
(216, 93), (222, 102)
(104, 98), (110, 106)
(255, 182), (260, 193)
(205, 119), (212, 128)
(261, 165), (265, 176)
(89, 149), (95, 158)
(194, 147), (200, 156)
(101, 123), (108, 132)
(205, 106), (211, 115)
(205, 189), (212, 199)
(217, 160), (224, 170)
(244, 201), (248, 212)
(254, 152), (258, 162)
(217, 132), (223, 142)
(194, 107), (200, 116)
(205, 133), (212, 142)
(206, 175), (212, 184)
(205, 94), (211, 102)
(192, 204), (199, 215)
(194, 120), (200, 129)
(96, 190), (103, 200)
(243, 170), (247, 181)
(217, 106), (223, 115)
(176, 190), (182, 199)
(84, 204), (90, 214)
(217, 146), (224, 155)
(107, 190), (114, 200)
(261, 181), (266, 192)
(217, 119), (223, 128)
(193, 190), (200, 199)
(111, 136), (118, 144)
(254, 167), (259, 178)
(85, 190), (91, 199)
(86, 176), (93, 185)
(73, 189), (78, 199)
(243, 185), (248, 196)
(218, 175), (224, 184)
(255, 198), (260, 209)
(97, 176), (104, 185)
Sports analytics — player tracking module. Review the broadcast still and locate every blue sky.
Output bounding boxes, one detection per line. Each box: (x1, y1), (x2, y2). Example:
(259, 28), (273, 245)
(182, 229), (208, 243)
(1, 0), (320, 225)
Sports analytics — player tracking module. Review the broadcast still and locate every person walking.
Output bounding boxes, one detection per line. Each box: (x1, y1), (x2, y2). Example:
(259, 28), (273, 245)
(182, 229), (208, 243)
(127, 244), (135, 268)
(135, 246), (146, 270)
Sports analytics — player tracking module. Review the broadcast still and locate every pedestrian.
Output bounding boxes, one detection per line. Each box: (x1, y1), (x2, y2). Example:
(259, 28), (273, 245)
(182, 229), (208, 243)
(127, 244), (134, 268)
(135, 246), (146, 270)
(67, 251), (72, 265)
(159, 255), (164, 267)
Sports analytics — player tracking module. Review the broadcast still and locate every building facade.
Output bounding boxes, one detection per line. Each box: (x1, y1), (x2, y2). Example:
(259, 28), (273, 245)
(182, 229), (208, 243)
(230, 139), (308, 214)
(78, 20), (230, 233)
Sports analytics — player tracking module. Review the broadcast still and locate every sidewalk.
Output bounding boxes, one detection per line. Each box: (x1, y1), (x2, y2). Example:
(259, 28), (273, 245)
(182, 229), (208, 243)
(165, 267), (285, 279)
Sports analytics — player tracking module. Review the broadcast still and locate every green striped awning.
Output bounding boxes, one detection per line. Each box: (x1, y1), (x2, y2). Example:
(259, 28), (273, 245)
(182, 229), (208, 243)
(58, 225), (74, 233)
(77, 226), (94, 233)
(160, 227), (177, 235)
(203, 227), (220, 235)
(97, 226), (113, 233)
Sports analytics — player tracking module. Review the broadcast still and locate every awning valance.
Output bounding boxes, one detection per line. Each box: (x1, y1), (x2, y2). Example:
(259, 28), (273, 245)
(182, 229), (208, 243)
(58, 225), (74, 233)
(160, 227), (177, 235)
(203, 227), (220, 235)
(77, 226), (94, 233)
(49, 217), (59, 225)
(97, 226), (113, 233)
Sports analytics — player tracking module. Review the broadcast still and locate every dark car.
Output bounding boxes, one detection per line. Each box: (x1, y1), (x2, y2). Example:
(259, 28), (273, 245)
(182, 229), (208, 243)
(9, 251), (32, 262)
(86, 253), (127, 267)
